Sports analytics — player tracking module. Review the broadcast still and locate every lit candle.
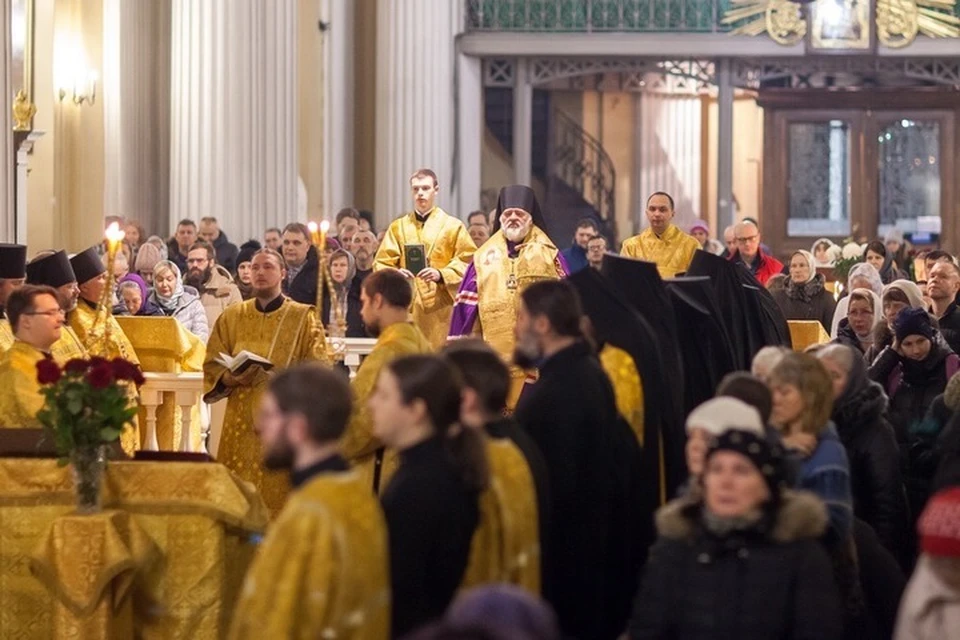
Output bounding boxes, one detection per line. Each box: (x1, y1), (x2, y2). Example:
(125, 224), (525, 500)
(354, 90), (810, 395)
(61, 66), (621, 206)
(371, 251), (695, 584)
(104, 221), (125, 252)
(307, 221), (321, 247)
(834, 281), (841, 302)
(319, 220), (330, 253)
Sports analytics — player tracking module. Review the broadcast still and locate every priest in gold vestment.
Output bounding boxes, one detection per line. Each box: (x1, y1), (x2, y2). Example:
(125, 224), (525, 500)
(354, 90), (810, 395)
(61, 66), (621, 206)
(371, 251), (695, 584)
(0, 286), (66, 427)
(449, 185), (568, 407)
(373, 168), (476, 349)
(67, 248), (139, 363)
(341, 269), (432, 493)
(25, 250), (89, 364)
(204, 250), (327, 514)
(445, 343), (543, 595)
(620, 191), (700, 278)
(0, 243), (27, 353)
(229, 365), (388, 640)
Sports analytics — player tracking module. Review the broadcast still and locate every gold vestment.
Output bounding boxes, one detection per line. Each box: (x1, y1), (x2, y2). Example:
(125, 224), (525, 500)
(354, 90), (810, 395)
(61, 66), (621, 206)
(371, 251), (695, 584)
(374, 207), (476, 349)
(229, 466), (390, 639)
(204, 299), (327, 514)
(620, 224), (700, 278)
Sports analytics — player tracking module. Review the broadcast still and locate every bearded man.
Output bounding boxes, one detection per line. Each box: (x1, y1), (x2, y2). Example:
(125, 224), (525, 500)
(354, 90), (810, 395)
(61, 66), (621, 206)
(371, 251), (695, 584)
(185, 241), (242, 329)
(449, 185), (567, 407)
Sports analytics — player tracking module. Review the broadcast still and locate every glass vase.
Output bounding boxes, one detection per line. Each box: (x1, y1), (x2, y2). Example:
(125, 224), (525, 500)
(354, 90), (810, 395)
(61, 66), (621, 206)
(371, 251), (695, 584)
(70, 445), (106, 514)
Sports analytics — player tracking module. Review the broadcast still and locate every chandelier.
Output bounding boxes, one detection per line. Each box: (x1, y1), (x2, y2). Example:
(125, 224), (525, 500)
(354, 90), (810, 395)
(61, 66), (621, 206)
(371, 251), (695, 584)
(722, 0), (960, 48)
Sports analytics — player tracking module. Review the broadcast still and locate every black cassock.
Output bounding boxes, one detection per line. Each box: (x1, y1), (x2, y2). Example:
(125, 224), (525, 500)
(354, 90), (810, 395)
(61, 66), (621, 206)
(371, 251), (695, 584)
(515, 340), (630, 640)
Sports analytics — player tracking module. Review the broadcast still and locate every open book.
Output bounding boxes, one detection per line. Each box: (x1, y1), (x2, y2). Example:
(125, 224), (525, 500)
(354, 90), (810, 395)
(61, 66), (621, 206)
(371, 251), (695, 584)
(215, 351), (274, 375)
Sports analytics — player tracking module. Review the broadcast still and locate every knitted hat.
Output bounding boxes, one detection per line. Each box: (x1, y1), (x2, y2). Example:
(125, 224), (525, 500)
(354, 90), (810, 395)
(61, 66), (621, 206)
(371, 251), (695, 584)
(705, 429), (786, 496)
(689, 220), (709, 235)
(885, 228), (905, 246)
(918, 487), (960, 557)
(893, 306), (935, 343)
(236, 240), (261, 269)
(134, 242), (162, 273)
(69, 247), (106, 285)
(685, 397), (765, 438)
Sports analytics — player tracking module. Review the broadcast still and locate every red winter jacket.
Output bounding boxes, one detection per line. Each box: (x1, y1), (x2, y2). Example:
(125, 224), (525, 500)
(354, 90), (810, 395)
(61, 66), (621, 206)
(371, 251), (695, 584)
(728, 249), (783, 286)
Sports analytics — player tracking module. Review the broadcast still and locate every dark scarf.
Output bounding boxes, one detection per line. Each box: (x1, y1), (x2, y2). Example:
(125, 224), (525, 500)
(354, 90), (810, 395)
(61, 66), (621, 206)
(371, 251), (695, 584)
(784, 272), (826, 303)
(833, 380), (888, 444)
(902, 341), (953, 387)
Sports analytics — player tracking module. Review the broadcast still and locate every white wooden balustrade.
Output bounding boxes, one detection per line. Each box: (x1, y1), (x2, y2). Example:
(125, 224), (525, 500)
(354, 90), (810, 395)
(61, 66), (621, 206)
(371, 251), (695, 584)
(337, 338), (377, 379)
(139, 372), (207, 453)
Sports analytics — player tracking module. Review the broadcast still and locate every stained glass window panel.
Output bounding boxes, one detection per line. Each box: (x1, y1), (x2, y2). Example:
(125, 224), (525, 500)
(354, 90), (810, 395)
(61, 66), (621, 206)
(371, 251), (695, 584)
(787, 121), (851, 236)
(878, 120), (941, 237)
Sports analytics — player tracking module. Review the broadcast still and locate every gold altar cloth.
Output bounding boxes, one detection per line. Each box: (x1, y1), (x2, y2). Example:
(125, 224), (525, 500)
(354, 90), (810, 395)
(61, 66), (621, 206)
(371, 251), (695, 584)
(0, 459), (267, 639)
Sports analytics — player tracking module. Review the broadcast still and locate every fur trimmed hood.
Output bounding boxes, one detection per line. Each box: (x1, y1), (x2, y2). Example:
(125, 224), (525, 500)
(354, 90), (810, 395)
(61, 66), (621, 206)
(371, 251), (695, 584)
(944, 371), (960, 412)
(655, 489), (828, 544)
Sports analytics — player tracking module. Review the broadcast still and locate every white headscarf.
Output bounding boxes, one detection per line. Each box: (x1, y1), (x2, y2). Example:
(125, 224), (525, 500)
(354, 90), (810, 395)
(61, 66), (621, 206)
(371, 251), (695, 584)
(791, 250), (818, 284)
(810, 238), (837, 266)
(883, 279), (926, 310)
(846, 262), (884, 297)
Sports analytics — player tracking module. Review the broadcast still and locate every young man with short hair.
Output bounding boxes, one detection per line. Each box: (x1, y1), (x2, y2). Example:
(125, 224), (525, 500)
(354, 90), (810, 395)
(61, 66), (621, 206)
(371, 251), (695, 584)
(198, 216), (239, 272)
(562, 218), (599, 274)
(620, 192), (700, 278)
(230, 364), (389, 639)
(186, 241), (242, 328)
(167, 219), (198, 272)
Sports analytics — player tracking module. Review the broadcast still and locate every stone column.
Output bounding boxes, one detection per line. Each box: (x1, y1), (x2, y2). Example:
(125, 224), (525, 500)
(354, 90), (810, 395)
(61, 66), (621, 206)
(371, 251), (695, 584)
(170, 0), (299, 241)
(103, 0), (171, 236)
(512, 58), (533, 187)
(716, 58), (735, 232)
(375, 0), (463, 223)
(0, 0), (14, 241)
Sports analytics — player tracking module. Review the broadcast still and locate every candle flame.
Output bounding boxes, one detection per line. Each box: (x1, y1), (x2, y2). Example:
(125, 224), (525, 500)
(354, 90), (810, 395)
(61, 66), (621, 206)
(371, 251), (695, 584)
(104, 222), (125, 243)
(307, 221), (319, 233)
(320, 220), (330, 233)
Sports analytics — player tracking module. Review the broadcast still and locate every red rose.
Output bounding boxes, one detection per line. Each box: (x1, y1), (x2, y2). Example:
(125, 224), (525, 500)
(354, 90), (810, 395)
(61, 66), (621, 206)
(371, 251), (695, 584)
(111, 358), (146, 387)
(36, 358), (62, 385)
(64, 358), (89, 374)
(88, 356), (109, 368)
(85, 364), (114, 389)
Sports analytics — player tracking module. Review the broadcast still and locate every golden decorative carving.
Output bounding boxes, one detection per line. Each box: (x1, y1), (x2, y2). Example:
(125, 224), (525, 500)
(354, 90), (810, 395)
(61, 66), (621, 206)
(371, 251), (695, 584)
(723, 0), (959, 48)
(12, 89), (35, 132)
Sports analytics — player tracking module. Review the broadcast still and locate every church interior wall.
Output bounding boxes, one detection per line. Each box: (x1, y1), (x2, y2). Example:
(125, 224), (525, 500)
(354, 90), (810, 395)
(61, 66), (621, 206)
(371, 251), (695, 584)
(706, 94), (764, 237)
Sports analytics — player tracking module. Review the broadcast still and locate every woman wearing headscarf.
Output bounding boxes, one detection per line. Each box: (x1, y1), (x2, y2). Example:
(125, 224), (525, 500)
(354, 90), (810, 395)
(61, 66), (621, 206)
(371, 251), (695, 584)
(322, 249), (365, 337)
(148, 260), (209, 341)
(834, 289), (884, 355)
(865, 280), (928, 364)
(234, 240), (260, 300)
(868, 307), (960, 526)
(628, 429), (843, 640)
(771, 249), (837, 332)
(812, 238), (839, 267)
(864, 241), (907, 285)
(830, 262), (884, 338)
(113, 273), (163, 316)
(817, 344), (910, 562)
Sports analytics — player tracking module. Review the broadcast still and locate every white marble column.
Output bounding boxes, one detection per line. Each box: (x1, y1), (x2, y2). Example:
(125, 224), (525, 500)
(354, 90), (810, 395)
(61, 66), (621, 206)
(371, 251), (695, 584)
(0, 0), (14, 242)
(456, 53), (483, 215)
(319, 0), (353, 216)
(716, 59), (735, 233)
(103, 0), (171, 236)
(634, 91), (703, 231)
(170, 0), (299, 241)
(375, 0), (463, 223)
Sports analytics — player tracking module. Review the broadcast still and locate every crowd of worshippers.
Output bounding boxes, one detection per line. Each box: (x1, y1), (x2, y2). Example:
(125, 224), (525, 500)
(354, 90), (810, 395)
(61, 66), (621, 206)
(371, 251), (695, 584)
(2, 168), (960, 639)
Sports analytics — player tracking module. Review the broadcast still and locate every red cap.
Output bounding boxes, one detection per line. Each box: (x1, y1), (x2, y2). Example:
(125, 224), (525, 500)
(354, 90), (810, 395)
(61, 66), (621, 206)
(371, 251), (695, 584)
(919, 488), (960, 557)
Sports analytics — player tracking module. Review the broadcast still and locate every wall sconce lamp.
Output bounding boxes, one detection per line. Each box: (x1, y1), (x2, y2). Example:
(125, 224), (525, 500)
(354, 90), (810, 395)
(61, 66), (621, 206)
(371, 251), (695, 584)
(54, 32), (97, 106)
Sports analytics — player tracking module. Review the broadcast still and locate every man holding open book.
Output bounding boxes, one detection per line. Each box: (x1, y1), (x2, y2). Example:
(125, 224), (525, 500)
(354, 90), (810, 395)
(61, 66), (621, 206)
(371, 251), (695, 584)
(203, 248), (328, 515)
(373, 168), (476, 349)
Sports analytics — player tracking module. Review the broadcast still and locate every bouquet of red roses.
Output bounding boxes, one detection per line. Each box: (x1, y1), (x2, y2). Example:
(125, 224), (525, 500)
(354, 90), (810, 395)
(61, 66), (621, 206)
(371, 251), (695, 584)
(36, 356), (145, 464)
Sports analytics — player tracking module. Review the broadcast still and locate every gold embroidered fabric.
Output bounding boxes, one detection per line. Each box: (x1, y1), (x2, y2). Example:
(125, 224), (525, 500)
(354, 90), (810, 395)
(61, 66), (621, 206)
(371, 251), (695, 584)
(203, 299), (327, 515)
(788, 320), (831, 352)
(0, 319), (14, 354)
(374, 207), (477, 349)
(620, 224), (700, 278)
(29, 509), (158, 639)
(0, 340), (47, 428)
(461, 438), (541, 594)
(50, 326), (90, 367)
(0, 459), (267, 639)
(229, 469), (390, 639)
(341, 322), (432, 492)
(599, 345), (645, 447)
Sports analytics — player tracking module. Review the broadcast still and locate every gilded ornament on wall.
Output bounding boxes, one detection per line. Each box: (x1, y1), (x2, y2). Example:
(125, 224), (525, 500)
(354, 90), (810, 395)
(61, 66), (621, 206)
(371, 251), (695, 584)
(723, 0), (959, 50)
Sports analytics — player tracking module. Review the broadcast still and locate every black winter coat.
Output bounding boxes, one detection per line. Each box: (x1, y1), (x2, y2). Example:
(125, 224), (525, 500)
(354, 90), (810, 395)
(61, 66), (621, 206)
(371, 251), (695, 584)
(515, 341), (634, 640)
(831, 381), (910, 563)
(772, 273), (837, 333)
(936, 302), (960, 356)
(835, 318), (868, 355)
(628, 491), (843, 640)
(282, 246), (319, 306)
(868, 343), (958, 526)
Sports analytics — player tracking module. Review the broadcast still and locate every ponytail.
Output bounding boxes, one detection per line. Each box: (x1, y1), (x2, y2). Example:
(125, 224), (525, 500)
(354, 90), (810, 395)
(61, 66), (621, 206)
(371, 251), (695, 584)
(445, 427), (489, 492)
(387, 355), (489, 492)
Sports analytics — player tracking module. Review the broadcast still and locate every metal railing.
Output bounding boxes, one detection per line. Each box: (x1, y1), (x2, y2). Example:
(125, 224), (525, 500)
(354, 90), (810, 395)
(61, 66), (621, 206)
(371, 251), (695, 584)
(465, 0), (735, 33)
(553, 109), (616, 223)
